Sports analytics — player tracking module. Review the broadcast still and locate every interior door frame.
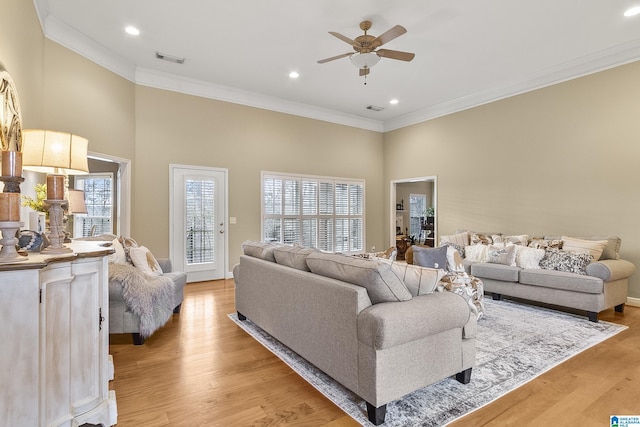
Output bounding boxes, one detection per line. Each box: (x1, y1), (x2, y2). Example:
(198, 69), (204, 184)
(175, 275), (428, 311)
(169, 164), (229, 280)
(88, 151), (131, 237)
(390, 176), (437, 249)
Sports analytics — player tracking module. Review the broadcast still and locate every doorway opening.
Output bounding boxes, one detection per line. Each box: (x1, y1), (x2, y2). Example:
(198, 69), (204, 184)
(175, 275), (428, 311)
(390, 176), (437, 250)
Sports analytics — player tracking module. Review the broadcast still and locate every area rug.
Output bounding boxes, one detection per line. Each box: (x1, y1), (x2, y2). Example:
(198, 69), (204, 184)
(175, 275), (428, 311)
(229, 298), (627, 426)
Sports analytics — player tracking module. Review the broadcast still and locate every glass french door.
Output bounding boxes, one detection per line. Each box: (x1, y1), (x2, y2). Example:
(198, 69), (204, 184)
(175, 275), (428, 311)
(170, 165), (227, 282)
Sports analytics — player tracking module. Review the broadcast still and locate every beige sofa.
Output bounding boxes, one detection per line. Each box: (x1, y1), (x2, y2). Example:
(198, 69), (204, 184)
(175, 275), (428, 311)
(233, 243), (476, 425)
(440, 232), (636, 322)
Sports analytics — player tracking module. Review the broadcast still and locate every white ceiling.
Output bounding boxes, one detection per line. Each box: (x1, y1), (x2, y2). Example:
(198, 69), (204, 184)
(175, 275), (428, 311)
(34, 0), (640, 132)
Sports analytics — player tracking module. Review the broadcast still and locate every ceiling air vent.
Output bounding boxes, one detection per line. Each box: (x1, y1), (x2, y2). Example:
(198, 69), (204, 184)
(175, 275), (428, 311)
(155, 51), (185, 64)
(366, 105), (384, 112)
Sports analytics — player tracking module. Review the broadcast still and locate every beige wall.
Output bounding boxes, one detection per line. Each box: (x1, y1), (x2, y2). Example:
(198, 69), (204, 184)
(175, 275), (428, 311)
(0, 0), (45, 128)
(42, 41), (135, 161)
(384, 61), (640, 297)
(134, 85), (385, 266)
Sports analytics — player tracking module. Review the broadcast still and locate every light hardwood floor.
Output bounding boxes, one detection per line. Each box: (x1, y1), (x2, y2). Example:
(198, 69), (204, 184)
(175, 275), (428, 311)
(110, 280), (640, 426)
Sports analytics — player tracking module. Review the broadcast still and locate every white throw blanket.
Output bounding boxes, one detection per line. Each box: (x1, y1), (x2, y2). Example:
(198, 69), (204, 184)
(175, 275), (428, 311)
(109, 262), (175, 338)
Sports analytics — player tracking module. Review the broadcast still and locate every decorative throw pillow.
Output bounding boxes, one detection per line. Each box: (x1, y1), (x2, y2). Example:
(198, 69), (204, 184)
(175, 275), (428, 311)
(441, 241), (465, 258)
(539, 249), (592, 275)
(445, 245), (465, 272)
(487, 244), (517, 266)
(439, 231), (469, 247)
(561, 236), (608, 261)
(306, 253), (412, 304)
(464, 244), (489, 263)
(273, 245), (319, 271)
(500, 234), (530, 246)
(571, 235), (621, 260)
(515, 246), (545, 269)
(383, 260), (446, 296)
(412, 245), (448, 269)
(470, 232), (495, 245)
(129, 246), (163, 276)
(108, 238), (127, 264)
(118, 236), (139, 264)
(528, 239), (563, 250)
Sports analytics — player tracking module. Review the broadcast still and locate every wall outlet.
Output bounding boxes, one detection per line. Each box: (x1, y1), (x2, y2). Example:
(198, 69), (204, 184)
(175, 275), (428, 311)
(371, 246), (376, 252)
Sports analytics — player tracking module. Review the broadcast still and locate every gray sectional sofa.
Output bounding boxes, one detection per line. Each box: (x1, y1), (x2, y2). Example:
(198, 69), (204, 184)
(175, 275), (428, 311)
(233, 242), (476, 425)
(442, 232), (636, 322)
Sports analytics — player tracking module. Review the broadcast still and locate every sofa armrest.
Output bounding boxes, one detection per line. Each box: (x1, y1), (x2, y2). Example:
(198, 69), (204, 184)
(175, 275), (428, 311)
(586, 259), (636, 282)
(156, 258), (173, 273)
(357, 292), (471, 350)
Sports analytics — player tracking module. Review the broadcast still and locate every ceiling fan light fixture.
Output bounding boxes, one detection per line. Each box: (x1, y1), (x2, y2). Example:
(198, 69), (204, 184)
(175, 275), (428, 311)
(350, 53), (381, 69)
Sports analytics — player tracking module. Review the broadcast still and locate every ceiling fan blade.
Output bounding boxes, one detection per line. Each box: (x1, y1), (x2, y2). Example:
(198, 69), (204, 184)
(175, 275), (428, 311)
(329, 31), (359, 47)
(317, 52), (353, 64)
(359, 68), (370, 77)
(376, 49), (415, 62)
(373, 25), (407, 47)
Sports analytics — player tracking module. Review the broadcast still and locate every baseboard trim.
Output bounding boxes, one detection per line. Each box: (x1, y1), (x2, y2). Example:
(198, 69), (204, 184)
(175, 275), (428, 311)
(626, 297), (640, 308)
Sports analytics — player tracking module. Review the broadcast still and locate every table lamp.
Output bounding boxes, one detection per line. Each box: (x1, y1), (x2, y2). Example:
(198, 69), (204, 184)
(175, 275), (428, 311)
(22, 129), (89, 253)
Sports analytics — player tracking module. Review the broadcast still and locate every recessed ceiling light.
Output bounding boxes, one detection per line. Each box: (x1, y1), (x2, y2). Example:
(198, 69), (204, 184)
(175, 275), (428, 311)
(624, 6), (640, 17)
(289, 71), (299, 79)
(390, 99), (399, 105)
(125, 26), (140, 36)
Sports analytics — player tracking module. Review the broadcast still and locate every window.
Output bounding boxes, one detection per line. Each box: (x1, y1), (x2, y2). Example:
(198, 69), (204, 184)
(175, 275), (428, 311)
(409, 194), (426, 238)
(262, 172), (365, 253)
(185, 178), (215, 264)
(74, 173), (113, 237)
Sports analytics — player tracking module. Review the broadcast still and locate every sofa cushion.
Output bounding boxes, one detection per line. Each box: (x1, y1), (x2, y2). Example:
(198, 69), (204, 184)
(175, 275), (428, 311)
(519, 269), (603, 294)
(306, 253), (412, 304)
(487, 244), (516, 266)
(380, 259), (446, 296)
(241, 240), (278, 262)
(412, 245), (448, 269)
(273, 245), (319, 271)
(539, 249), (592, 275)
(561, 236), (608, 261)
(471, 262), (521, 282)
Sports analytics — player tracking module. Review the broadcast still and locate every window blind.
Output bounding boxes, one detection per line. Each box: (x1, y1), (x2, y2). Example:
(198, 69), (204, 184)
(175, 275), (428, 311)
(262, 173), (365, 254)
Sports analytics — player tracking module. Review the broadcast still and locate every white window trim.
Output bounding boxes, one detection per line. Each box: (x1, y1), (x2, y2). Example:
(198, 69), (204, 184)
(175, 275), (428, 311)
(74, 172), (114, 237)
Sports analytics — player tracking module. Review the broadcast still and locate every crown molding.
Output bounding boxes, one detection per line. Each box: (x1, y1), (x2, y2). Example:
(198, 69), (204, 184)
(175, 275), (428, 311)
(135, 68), (384, 132)
(383, 39), (640, 132)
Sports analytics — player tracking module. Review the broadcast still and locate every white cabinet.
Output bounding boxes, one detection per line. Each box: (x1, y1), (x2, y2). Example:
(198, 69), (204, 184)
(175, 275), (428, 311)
(0, 245), (116, 427)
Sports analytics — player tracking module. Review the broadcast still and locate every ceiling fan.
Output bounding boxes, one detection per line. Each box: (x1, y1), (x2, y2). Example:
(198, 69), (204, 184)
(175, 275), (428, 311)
(317, 20), (415, 77)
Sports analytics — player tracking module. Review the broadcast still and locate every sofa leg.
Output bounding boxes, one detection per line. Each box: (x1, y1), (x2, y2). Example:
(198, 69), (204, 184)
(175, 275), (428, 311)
(615, 304), (625, 313)
(587, 312), (598, 323)
(237, 311), (247, 321)
(173, 303), (182, 314)
(366, 402), (387, 425)
(491, 293), (502, 301)
(456, 367), (472, 384)
(132, 333), (145, 345)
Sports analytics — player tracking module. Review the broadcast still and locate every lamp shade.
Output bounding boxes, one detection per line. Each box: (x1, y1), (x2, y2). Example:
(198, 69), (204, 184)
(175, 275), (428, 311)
(22, 129), (89, 175)
(67, 189), (87, 214)
(350, 53), (381, 69)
